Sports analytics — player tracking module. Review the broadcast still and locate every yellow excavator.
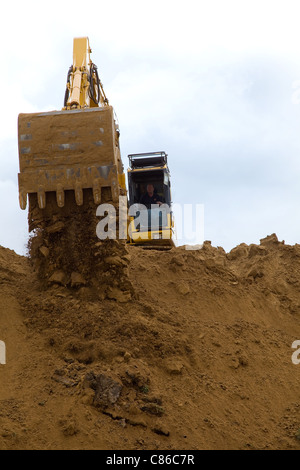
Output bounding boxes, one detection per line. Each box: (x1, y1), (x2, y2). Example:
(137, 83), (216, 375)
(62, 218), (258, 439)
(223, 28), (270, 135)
(17, 37), (175, 287)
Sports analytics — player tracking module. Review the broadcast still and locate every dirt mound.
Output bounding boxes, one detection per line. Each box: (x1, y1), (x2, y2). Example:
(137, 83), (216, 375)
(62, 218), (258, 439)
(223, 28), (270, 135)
(1, 235), (300, 450)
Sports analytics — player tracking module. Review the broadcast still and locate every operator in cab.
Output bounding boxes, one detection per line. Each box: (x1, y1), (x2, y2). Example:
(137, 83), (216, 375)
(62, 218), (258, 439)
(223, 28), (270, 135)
(140, 184), (163, 209)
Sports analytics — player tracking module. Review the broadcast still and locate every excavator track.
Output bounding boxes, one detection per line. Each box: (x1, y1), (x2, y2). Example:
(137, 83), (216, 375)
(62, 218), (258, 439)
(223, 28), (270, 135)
(141, 246), (173, 251)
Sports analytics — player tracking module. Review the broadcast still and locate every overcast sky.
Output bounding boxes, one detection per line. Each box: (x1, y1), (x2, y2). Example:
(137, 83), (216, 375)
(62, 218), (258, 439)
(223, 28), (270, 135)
(1, 0), (300, 254)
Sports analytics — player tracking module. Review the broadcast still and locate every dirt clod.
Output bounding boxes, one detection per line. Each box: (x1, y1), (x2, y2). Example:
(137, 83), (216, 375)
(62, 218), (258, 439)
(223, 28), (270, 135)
(93, 374), (123, 409)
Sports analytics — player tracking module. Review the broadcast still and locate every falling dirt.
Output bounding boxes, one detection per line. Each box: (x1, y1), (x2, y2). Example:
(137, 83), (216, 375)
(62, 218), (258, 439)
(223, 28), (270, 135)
(27, 188), (133, 301)
(1, 234), (300, 450)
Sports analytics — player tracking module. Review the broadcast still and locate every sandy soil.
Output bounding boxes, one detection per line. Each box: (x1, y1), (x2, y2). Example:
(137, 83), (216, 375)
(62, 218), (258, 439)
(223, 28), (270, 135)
(1, 234), (300, 450)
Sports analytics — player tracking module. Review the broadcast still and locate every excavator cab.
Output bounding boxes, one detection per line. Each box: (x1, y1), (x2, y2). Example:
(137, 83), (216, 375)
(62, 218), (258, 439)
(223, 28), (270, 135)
(127, 152), (175, 246)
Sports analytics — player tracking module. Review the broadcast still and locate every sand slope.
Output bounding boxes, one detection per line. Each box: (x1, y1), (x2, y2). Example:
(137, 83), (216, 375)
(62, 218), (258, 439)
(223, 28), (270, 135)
(0, 234), (300, 450)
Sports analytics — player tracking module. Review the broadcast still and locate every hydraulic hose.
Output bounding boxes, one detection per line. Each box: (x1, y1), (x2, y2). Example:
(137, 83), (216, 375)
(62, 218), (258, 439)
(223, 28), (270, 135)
(63, 65), (73, 107)
(88, 63), (101, 105)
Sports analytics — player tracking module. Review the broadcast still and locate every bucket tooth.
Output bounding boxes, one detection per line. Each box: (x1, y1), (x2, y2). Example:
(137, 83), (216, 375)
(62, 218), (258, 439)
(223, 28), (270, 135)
(111, 179), (119, 203)
(56, 185), (65, 208)
(19, 191), (27, 210)
(38, 186), (46, 209)
(93, 180), (101, 205)
(75, 184), (83, 206)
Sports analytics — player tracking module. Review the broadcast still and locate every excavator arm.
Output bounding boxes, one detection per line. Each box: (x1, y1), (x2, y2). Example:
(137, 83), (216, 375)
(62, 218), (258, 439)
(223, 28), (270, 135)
(63, 37), (108, 110)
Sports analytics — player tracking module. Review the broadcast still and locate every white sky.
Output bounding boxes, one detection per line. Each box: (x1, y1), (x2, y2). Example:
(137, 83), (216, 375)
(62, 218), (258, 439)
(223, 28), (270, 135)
(1, 0), (300, 253)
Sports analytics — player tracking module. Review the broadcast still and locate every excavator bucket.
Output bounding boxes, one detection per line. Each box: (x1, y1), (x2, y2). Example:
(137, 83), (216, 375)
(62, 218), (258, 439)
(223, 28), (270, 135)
(18, 105), (123, 211)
